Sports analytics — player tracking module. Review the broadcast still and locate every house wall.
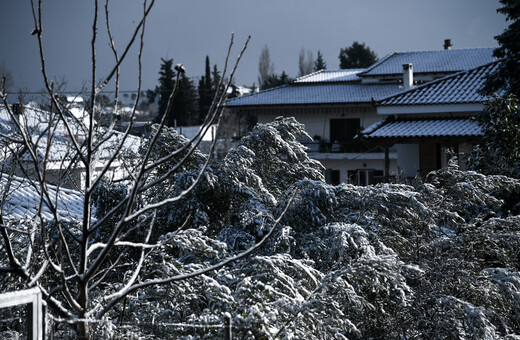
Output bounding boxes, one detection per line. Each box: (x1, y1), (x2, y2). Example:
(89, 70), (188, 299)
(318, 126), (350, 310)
(396, 144), (420, 177)
(253, 104), (379, 142)
(396, 141), (475, 178)
(230, 105), (394, 185)
(313, 157), (398, 185)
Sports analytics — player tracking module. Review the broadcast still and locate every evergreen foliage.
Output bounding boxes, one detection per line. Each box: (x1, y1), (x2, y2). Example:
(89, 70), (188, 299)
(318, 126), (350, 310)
(260, 71), (293, 90)
(64, 119), (520, 338)
(155, 58), (199, 126)
(483, 0), (520, 97)
(314, 50), (327, 71)
(3, 116), (520, 339)
(468, 94), (520, 178)
(173, 73), (199, 126)
(339, 41), (378, 69)
(156, 58), (175, 124)
(197, 56), (213, 124)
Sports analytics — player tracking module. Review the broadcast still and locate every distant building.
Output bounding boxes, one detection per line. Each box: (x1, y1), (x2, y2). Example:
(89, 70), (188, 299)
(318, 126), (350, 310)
(0, 104), (140, 190)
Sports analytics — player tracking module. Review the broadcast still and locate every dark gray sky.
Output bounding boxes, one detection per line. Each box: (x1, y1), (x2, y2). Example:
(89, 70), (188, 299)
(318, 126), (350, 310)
(0, 0), (508, 94)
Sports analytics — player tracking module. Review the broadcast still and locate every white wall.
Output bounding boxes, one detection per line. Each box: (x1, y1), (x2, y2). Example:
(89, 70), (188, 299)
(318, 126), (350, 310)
(396, 144), (420, 177)
(256, 107), (380, 142)
(319, 158), (397, 184)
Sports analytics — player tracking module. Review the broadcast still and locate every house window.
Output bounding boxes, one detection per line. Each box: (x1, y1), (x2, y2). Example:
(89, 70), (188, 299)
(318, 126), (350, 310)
(330, 118), (360, 143)
(325, 169), (340, 186)
(347, 169), (384, 186)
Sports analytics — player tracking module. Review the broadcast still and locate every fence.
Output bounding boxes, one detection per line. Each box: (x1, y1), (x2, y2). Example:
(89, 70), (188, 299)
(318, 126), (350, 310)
(46, 314), (233, 339)
(0, 287), (45, 340)
(0, 287), (237, 339)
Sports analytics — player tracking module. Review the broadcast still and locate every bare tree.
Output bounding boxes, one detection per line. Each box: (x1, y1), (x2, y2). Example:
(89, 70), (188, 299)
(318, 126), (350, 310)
(298, 48), (313, 77)
(0, 61), (13, 94)
(258, 44), (275, 88)
(0, 1), (300, 339)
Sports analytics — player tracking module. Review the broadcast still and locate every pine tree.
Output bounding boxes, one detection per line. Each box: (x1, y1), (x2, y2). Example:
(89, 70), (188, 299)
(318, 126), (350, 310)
(483, 0), (520, 97)
(156, 58), (175, 124)
(173, 73), (199, 126)
(339, 41), (378, 69)
(260, 71), (293, 90)
(155, 58), (199, 127)
(314, 50), (327, 71)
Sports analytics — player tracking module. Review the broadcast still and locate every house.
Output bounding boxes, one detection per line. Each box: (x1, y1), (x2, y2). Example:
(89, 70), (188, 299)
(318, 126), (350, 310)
(0, 173), (84, 222)
(226, 46), (495, 185)
(361, 60), (501, 179)
(0, 103), (140, 190)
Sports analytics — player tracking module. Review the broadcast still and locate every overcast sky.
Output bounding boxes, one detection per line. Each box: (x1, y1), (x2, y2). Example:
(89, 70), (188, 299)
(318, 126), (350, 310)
(0, 0), (509, 95)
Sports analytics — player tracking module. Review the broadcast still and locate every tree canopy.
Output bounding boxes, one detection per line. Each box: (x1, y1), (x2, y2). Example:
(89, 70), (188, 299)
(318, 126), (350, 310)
(260, 71), (294, 90)
(483, 0), (520, 97)
(339, 41), (378, 69)
(258, 45), (275, 89)
(155, 58), (198, 126)
(314, 50), (327, 71)
(2, 111), (520, 338)
(469, 94), (520, 178)
(85, 124), (520, 338)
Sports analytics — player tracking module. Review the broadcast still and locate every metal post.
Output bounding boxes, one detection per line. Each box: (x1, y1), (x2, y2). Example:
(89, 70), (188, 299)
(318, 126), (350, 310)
(385, 146), (390, 179)
(223, 312), (232, 340)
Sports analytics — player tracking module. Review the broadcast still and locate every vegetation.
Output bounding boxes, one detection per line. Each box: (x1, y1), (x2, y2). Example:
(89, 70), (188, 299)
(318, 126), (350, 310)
(298, 48), (314, 77)
(1, 1), (519, 339)
(314, 50), (327, 71)
(0, 0), (250, 338)
(155, 58), (199, 126)
(339, 41), (378, 69)
(483, 0), (520, 97)
(469, 94), (520, 178)
(471, 0), (520, 178)
(2, 110), (520, 338)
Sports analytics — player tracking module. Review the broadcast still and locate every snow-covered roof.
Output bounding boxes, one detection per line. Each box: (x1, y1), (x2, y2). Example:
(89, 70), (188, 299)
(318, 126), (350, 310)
(294, 69), (364, 83)
(378, 60), (501, 106)
(0, 105), (141, 163)
(226, 48), (495, 108)
(226, 83), (401, 106)
(0, 174), (84, 222)
(361, 117), (482, 140)
(361, 48), (495, 76)
(0, 105), (88, 140)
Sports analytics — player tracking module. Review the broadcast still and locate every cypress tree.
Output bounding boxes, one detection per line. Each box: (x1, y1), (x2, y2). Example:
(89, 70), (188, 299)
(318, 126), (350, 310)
(197, 56), (214, 124)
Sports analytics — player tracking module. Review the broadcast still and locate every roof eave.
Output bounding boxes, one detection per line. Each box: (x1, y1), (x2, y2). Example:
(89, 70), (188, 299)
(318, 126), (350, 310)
(377, 103), (485, 115)
(227, 101), (375, 109)
(363, 135), (483, 144)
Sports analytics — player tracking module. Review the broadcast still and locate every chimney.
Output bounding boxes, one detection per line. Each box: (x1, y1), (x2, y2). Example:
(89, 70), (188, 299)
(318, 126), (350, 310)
(402, 63), (413, 90)
(444, 39), (452, 50)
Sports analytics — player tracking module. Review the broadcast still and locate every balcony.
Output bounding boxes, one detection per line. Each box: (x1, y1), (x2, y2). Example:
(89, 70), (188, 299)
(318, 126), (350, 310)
(302, 140), (397, 161)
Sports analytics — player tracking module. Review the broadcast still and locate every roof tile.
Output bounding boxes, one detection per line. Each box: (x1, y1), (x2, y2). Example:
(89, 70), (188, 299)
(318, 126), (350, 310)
(378, 61), (501, 106)
(361, 48), (495, 76)
(361, 117), (482, 139)
(227, 83), (401, 106)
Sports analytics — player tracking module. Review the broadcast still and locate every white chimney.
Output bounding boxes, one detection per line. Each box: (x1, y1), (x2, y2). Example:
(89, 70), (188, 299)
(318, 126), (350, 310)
(402, 63), (413, 90)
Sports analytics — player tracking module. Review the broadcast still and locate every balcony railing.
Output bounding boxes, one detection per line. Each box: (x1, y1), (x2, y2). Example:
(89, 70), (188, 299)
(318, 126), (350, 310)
(303, 140), (383, 154)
